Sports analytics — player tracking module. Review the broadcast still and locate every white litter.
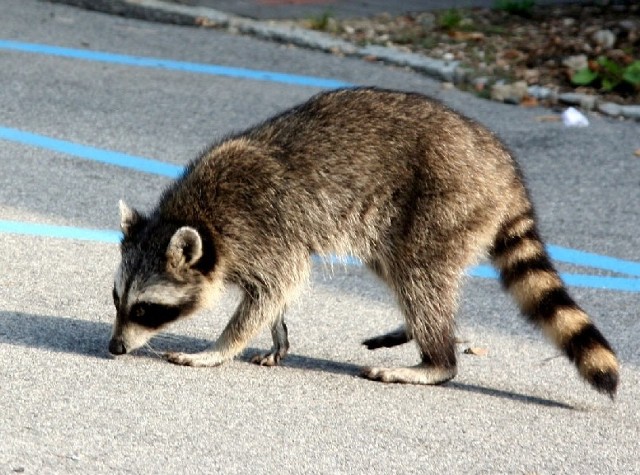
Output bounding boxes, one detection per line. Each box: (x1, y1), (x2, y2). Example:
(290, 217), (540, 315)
(561, 107), (589, 127)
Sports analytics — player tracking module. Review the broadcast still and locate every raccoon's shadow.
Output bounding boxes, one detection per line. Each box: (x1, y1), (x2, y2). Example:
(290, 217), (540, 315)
(0, 311), (573, 409)
(0, 311), (209, 360)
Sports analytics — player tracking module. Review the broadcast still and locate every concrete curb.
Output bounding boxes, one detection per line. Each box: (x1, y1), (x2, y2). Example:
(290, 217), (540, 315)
(49, 0), (639, 120)
(47, 0), (459, 83)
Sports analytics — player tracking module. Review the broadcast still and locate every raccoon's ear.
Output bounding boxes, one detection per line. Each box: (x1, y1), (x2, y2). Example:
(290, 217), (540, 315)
(166, 227), (203, 269)
(119, 200), (142, 237)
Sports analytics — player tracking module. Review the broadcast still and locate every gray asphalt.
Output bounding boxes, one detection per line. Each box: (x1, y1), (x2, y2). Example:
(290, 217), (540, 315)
(165, 0), (584, 19)
(1, 1), (639, 474)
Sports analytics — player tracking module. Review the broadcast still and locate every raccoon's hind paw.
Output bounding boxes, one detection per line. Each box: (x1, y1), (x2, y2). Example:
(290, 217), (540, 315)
(361, 364), (457, 385)
(164, 351), (226, 367)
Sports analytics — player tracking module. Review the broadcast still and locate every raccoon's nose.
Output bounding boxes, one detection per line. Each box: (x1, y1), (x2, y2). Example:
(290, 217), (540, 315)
(108, 338), (127, 355)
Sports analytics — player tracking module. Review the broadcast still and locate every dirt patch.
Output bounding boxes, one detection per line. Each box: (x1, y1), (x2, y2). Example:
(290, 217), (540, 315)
(301, 3), (639, 106)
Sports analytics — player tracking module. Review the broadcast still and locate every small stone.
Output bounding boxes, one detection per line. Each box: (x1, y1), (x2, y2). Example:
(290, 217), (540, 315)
(521, 69), (540, 84)
(558, 92), (586, 105)
(528, 85), (552, 100)
(562, 54), (588, 72)
(490, 82), (528, 104)
(342, 25), (355, 35)
(579, 95), (598, 111)
(442, 52), (455, 62)
(441, 82), (455, 90)
(620, 105), (640, 120)
(598, 102), (622, 116)
(490, 83), (511, 102)
(511, 80), (529, 97)
(634, 149), (640, 157)
(592, 29), (616, 48)
(562, 17), (575, 27)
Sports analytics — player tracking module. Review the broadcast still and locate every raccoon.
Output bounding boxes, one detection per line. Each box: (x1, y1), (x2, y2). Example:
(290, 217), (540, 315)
(109, 87), (618, 398)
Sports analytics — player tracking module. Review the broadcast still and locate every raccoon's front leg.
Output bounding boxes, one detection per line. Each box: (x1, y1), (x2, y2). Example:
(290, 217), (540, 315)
(165, 290), (286, 368)
(250, 314), (289, 366)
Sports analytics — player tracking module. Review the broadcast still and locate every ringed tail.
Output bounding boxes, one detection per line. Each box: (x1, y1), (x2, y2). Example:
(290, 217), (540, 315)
(490, 205), (619, 398)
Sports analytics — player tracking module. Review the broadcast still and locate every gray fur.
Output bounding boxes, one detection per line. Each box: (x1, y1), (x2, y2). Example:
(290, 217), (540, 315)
(108, 87), (618, 395)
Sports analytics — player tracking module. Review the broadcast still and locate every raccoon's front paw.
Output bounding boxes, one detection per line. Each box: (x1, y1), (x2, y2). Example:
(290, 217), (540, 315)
(164, 351), (225, 367)
(250, 350), (286, 367)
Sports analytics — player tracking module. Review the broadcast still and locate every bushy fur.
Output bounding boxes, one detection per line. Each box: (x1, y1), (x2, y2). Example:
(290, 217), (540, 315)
(109, 87), (618, 397)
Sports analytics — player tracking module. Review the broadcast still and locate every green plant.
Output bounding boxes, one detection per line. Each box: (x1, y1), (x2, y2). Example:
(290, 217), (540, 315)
(572, 57), (640, 92)
(493, 0), (535, 17)
(438, 9), (463, 30)
(309, 10), (334, 31)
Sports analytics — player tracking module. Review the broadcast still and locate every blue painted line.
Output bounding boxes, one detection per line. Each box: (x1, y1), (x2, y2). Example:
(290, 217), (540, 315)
(467, 264), (640, 292)
(548, 245), (640, 277)
(3, 124), (639, 286)
(0, 220), (121, 244)
(468, 265), (499, 279)
(0, 126), (183, 178)
(0, 220), (638, 292)
(0, 39), (352, 89)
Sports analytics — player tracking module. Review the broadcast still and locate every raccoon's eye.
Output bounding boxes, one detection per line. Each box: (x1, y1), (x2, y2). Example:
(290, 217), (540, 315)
(129, 302), (182, 329)
(133, 304), (146, 319)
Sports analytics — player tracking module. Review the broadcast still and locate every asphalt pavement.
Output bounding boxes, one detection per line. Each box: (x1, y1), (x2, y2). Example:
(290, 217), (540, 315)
(1, 1), (639, 474)
(153, 0), (587, 19)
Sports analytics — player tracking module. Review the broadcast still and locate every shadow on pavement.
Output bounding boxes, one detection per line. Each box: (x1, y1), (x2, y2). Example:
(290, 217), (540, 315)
(447, 381), (575, 410)
(0, 311), (574, 409)
(0, 311), (210, 360)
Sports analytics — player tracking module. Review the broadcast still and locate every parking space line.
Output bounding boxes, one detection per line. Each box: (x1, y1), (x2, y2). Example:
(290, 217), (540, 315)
(548, 245), (640, 277)
(0, 39), (352, 88)
(2, 124), (639, 290)
(0, 126), (183, 178)
(0, 220), (120, 243)
(0, 219), (638, 292)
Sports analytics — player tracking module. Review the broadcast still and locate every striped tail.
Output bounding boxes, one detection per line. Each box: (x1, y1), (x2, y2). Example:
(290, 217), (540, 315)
(490, 206), (619, 398)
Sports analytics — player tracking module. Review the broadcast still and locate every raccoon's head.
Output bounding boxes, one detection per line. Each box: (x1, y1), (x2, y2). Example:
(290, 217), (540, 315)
(108, 200), (219, 356)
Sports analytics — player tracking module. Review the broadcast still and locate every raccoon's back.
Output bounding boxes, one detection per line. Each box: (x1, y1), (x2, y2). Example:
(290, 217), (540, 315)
(246, 88), (518, 200)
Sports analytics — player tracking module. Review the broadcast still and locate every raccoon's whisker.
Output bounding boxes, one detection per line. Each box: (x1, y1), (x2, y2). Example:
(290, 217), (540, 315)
(155, 332), (182, 341)
(144, 342), (163, 358)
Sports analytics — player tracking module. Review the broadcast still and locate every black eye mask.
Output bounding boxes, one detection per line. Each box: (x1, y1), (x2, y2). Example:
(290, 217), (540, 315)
(128, 302), (182, 329)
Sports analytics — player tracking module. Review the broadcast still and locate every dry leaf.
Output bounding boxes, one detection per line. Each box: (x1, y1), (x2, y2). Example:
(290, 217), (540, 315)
(535, 115), (562, 122)
(463, 347), (489, 357)
(195, 16), (218, 27)
(449, 31), (485, 42)
(520, 96), (539, 108)
(634, 149), (640, 157)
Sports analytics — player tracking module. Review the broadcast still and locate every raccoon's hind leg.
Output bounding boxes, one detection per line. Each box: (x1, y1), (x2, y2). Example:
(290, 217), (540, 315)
(362, 252), (463, 385)
(250, 313), (290, 366)
(362, 326), (412, 350)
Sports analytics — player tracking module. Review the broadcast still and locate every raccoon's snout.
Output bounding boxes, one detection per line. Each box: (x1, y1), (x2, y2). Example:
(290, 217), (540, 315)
(108, 337), (127, 355)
